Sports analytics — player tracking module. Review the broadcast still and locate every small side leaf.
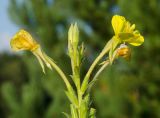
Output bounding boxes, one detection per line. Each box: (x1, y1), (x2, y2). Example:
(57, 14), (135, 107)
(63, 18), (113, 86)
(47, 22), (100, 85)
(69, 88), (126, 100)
(65, 91), (78, 107)
(62, 112), (71, 118)
(89, 108), (96, 118)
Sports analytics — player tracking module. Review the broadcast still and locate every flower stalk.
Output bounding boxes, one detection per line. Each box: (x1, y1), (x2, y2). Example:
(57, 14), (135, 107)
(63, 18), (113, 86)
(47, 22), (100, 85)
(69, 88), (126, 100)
(10, 29), (76, 104)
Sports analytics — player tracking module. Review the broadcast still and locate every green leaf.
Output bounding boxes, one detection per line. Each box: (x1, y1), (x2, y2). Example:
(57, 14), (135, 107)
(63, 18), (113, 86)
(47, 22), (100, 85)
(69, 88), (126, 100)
(65, 91), (78, 107)
(89, 108), (96, 118)
(70, 104), (78, 118)
(62, 112), (71, 118)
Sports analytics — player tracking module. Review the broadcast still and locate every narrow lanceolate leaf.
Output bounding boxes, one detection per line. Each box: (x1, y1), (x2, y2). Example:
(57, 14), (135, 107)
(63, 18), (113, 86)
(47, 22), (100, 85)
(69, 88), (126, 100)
(79, 42), (85, 61)
(89, 108), (96, 118)
(84, 94), (90, 106)
(62, 112), (71, 118)
(70, 104), (78, 118)
(65, 91), (78, 107)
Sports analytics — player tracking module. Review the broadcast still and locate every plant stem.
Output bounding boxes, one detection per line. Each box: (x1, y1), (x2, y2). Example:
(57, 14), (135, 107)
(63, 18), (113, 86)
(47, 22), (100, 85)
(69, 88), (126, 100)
(78, 89), (82, 118)
(81, 39), (112, 93)
(84, 50), (106, 81)
(93, 60), (109, 81)
(88, 60), (109, 92)
(45, 55), (72, 90)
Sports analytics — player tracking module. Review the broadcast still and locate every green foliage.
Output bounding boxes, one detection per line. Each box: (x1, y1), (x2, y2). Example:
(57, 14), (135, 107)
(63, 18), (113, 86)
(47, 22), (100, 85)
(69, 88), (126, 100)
(0, 0), (160, 118)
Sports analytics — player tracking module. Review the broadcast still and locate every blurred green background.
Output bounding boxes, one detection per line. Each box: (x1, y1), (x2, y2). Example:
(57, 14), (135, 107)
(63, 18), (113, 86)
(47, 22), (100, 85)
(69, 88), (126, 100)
(0, 0), (160, 118)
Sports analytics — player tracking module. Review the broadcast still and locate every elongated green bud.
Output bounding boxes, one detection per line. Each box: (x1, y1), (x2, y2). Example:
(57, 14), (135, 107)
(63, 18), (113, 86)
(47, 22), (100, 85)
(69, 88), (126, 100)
(68, 23), (79, 56)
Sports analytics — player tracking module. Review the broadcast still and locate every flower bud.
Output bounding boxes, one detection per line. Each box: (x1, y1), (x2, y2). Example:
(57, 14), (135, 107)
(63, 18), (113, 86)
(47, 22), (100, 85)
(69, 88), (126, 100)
(117, 44), (131, 60)
(68, 23), (79, 56)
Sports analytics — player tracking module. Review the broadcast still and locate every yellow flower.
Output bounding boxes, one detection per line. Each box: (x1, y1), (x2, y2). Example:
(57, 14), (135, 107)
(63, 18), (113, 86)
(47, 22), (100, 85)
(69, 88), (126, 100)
(10, 29), (52, 73)
(108, 15), (144, 63)
(112, 15), (144, 46)
(10, 30), (39, 51)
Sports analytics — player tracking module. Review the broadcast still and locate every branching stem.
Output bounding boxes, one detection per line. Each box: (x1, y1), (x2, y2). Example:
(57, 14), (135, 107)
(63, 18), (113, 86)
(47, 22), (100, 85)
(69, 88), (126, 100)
(81, 39), (113, 93)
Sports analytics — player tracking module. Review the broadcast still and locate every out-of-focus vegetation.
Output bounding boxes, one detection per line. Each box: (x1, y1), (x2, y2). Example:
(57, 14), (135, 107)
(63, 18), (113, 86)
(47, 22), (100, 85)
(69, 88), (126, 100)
(0, 0), (160, 118)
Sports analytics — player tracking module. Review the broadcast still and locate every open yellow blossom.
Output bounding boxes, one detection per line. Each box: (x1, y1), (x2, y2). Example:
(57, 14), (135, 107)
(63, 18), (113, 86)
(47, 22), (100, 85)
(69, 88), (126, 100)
(112, 15), (144, 46)
(10, 29), (52, 73)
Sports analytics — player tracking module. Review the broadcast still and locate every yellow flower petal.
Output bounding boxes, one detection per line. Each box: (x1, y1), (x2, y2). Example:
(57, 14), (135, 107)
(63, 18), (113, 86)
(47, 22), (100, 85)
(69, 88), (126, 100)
(10, 29), (39, 51)
(130, 24), (136, 31)
(128, 35), (144, 46)
(118, 32), (134, 40)
(112, 15), (126, 35)
(118, 32), (144, 46)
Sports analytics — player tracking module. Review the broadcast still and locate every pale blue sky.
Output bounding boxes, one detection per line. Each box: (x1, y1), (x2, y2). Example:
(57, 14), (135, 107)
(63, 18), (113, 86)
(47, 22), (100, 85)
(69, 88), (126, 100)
(0, 0), (19, 52)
